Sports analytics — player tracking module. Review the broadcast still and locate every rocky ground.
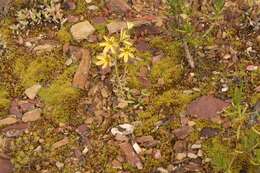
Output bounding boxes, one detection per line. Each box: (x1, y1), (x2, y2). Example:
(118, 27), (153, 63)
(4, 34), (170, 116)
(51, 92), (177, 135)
(0, 0), (259, 173)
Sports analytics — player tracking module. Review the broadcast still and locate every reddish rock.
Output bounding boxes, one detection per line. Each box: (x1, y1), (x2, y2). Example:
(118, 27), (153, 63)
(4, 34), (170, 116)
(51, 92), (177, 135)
(174, 140), (187, 153)
(91, 16), (107, 25)
(2, 123), (29, 137)
(0, 157), (13, 173)
(17, 100), (35, 113)
(107, 0), (131, 13)
(187, 95), (230, 121)
(72, 49), (91, 90)
(135, 40), (150, 52)
(9, 99), (22, 118)
(119, 142), (143, 169)
(75, 124), (89, 137)
(200, 127), (220, 138)
(173, 126), (193, 139)
(67, 15), (79, 23)
(136, 135), (159, 147)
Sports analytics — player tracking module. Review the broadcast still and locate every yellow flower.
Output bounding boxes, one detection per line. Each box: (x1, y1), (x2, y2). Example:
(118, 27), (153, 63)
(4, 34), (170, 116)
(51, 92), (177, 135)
(95, 54), (112, 68)
(120, 29), (132, 46)
(99, 36), (119, 54)
(119, 45), (135, 63)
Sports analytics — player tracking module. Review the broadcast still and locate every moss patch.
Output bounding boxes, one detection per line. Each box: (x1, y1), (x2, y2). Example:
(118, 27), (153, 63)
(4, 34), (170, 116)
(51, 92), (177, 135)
(14, 53), (64, 88)
(39, 66), (81, 123)
(0, 87), (10, 116)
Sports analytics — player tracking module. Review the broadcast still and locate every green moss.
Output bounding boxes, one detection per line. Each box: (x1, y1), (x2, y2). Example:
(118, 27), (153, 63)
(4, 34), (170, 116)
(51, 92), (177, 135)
(151, 57), (183, 87)
(95, 24), (107, 35)
(153, 89), (195, 112)
(57, 26), (72, 43)
(251, 93), (260, 105)
(39, 66), (81, 123)
(15, 53), (64, 88)
(127, 51), (152, 89)
(0, 87), (10, 116)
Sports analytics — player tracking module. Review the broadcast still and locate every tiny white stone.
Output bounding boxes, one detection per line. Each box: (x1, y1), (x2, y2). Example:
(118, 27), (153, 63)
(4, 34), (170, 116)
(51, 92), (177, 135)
(82, 146), (89, 154)
(133, 142), (142, 154)
(187, 152), (198, 159)
(191, 144), (201, 149)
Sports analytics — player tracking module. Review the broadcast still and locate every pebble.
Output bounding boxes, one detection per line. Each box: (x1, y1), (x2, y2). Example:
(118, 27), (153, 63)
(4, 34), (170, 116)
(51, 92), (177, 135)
(175, 153), (186, 160)
(157, 167), (168, 173)
(55, 162), (64, 170)
(22, 109), (42, 122)
(111, 123), (134, 136)
(70, 21), (95, 41)
(246, 65), (258, 71)
(197, 150), (203, 157)
(0, 116), (17, 126)
(82, 146), (89, 154)
(187, 152), (198, 159)
(52, 137), (69, 149)
(24, 84), (42, 100)
(133, 142), (142, 154)
(191, 144), (201, 149)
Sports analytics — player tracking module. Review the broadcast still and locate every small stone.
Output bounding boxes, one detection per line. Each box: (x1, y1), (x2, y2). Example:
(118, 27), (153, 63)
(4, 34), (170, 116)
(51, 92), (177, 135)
(65, 58), (73, 66)
(88, 5), (98, 10)
(18, 100), (35, 113)
(82, 146), (89, 154)
(55, 162), (64, 170)
(187, 152), (198, 159)
(0, 116), (17, 126)
(175, 153), (186, 160)
(70, 21), (95, 41)
(33, 44), (56, 53)
(197, 150), (203, 157)
(0, 158), (13, 173)
(173, 126), (193, 139)
(2, 123), (29, 137)
(201, 127), (220, 138)
(107, 0), (131, 13)
(106, 21), (127, 34)
(191, 144), (201, 149)
(133, 142), (142, 154)
(22, 109), (41, 122)
(246, 65), (258, 71)
(153, 149), (161, 159)
(157, 167), (168, 173)
(119, 142), (143, 169)
(24, 84), (42, 100)
(174, 140), (187, 153)
(256, 35), (260, 44)
(111, 159), (122, 169)
(111, 124), (134, 136)
(188, 121), (196, 127)
(52, 137), (69, 149)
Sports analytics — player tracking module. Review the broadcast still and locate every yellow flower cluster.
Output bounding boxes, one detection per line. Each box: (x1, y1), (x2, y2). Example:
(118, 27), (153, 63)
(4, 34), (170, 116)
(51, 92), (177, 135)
(95, 29), (135, 69)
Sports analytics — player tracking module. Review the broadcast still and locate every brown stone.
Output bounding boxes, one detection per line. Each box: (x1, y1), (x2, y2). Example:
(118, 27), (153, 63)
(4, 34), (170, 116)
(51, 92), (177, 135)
(119, 142), (143, 169)
(72, 49), (91, 90)
(200, 127), (220, 138)
(0, 157), (13, 173)
(173, 126), (193, 139)
(9, 99), (22, 118)
(52, 137), (69, 149)
(136, 135), (159, 147)
(174, 140), (187, 153)
(22, 109), (41, 122)
(2, 123), (29, 137)
(187, 95), (230, 121)
(107, 0), (131, 13)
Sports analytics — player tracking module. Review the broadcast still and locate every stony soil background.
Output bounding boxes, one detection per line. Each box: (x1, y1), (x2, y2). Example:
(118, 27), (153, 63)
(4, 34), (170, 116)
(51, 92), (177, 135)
(0, 0), (259, 173)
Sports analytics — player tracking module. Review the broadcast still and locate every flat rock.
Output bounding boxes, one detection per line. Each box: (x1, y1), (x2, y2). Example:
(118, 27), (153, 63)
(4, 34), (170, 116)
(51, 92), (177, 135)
(52, 137), (69, 149)
(107, 21), (127, 34)
(0, 157), (13, 173)
(2, 123), (29, 137)
(187, 95), (230, 121)
(107, 0), (131, 13)
(200, 127), (220, 138)
(17, 100), (35, 113)
(119, 142), (143, 169)
(136, 135), (159, 147)
(24, 84), (42, 100)
(0, 116), (17, 126)
(175, 153), (186, 161)
(173, 126), (193, 140)
(70, 21), (95, 41)
(22, 108), (41, 122)
(72, 49), (91, 89)
(9, 99), (22, 117)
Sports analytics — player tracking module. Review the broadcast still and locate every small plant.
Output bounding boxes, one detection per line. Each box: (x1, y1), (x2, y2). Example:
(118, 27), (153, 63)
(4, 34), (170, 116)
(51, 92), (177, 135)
(95, 25), (136, 98)
(11, 0), (65, 34)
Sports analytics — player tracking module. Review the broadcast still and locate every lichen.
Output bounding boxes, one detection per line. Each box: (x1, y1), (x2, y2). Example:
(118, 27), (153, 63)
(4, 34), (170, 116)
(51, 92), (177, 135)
(57, 25), (72, 43)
